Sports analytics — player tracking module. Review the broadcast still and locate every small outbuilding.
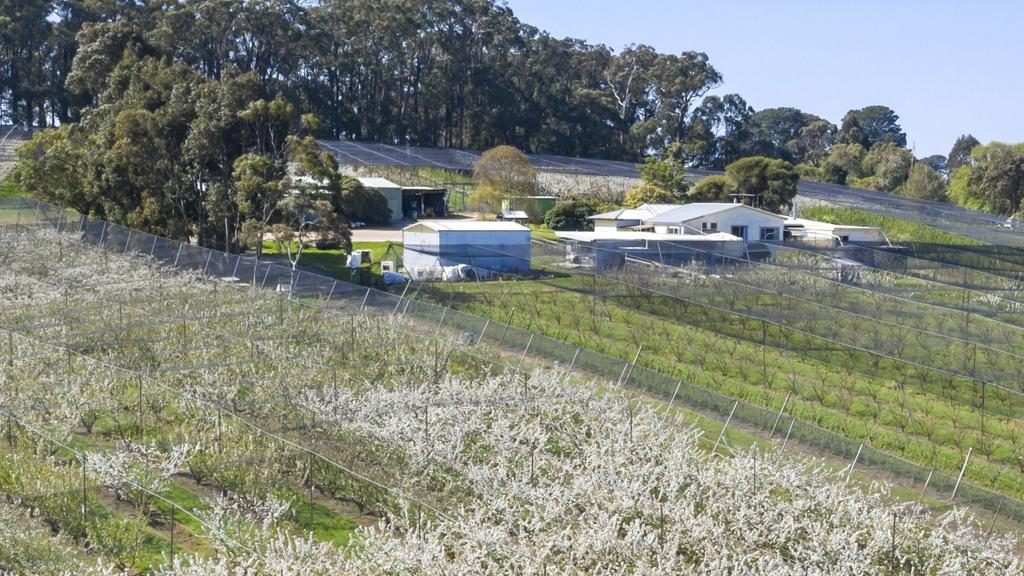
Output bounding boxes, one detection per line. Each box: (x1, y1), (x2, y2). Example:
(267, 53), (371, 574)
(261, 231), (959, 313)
(500, 210), (530, 224)
(357, 178), (448, 223)
(357, 177), (404, 224)
(403, 220), (531, 280)
(784, 218), (885, 245)
(402, 186), (447, 219)
(501, 196), (558, 221)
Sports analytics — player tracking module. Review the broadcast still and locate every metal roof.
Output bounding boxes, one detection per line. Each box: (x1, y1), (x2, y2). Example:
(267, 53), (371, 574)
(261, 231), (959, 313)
(404, 220), (530, 232)
(647, 203), (786, 225)
(357, 176), (401, 189)
(501, 210), (530, 220)
(556, 231), (741, 243)
(589, 203), (682, 221)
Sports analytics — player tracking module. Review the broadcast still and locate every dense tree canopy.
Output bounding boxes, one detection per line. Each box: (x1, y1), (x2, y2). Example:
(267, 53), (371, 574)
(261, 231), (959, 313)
(338, 176), (392, 226)
(688, 174), (730, 203)
(947, 143), (1024, 216)
(947, 134), (981, 173)
(846, 106), (906, 149)
(723, 157), (798, 214)
(2, 0), (930, 171)
(5, 0), (1015, 228)
(622, 183), (677, 208)
(900, 163), (947, 202)
(861, 142), (913, 192)
(544, 200), (598, 231)
(744, 108), (833, 165)
(0, 0), (736, 162)
(473, 145), (538, 201)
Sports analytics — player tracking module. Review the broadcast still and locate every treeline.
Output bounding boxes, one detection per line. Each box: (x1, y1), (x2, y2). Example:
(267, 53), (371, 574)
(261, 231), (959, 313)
(0, 0), (918, 167)
(5, 0), (1024, 225)
(4, 0), (717, 161)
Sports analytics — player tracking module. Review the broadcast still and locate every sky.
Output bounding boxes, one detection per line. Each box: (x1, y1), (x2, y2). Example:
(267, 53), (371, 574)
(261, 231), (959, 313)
(504, 0), (1022, 158)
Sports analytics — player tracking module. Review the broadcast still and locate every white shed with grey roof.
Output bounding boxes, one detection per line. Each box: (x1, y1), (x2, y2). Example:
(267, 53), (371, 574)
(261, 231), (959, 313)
(403, 220), (531, 280)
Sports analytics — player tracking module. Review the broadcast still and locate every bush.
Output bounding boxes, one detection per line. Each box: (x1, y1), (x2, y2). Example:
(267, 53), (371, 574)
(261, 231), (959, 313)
(467, 186), (503, 216)
(622, 183), (678, 208)
(340, 177), (391, 226)
(689, 175), (730, 202)
(544, 201), (598, 231)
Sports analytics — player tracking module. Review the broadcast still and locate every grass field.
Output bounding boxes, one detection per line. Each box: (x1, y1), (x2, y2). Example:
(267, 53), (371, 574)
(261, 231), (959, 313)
(260, 240), (402, 284)
(0, 177), (19, 198)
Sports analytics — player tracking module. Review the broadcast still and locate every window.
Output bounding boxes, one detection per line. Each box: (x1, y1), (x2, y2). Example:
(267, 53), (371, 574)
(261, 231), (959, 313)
(701, 221), (718, 232)
(668, 226), (681, 235)
(840, 235), (850, 244)
(759, 227), (779, 241)
(731, 225), (748, 240)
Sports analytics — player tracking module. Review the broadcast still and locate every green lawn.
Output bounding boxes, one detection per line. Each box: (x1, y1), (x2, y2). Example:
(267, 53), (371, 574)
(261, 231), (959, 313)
(260, 240), (403, 284)
(529, 223), (558, 241)
(0, 177), (19, 198)
(0, 177), (24, 223)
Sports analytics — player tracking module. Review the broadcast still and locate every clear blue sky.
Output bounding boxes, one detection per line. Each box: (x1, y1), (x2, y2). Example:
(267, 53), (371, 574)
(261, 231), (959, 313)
(505, 0), (1022, 158)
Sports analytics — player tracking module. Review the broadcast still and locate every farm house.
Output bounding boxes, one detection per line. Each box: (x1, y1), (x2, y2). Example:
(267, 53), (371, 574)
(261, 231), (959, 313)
(645, 203), (788, 242)
(403, 220), (531, 280)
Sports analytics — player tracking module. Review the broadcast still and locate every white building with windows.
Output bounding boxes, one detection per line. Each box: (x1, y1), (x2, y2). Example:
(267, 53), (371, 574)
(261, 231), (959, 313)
(644, 203), (788, 242)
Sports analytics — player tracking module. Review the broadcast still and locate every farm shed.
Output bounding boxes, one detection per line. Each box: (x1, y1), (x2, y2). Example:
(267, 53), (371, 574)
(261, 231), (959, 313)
(784, 218), (885, 245)
(402, 186), (447, 219)
(646, 203), (788, 242)
(554, 230), (744, 269)
(501, 196), (558, 220)
(403, 220), (531, 280)
(357, 177), (404, 224)
(356, 179), (448, 223)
